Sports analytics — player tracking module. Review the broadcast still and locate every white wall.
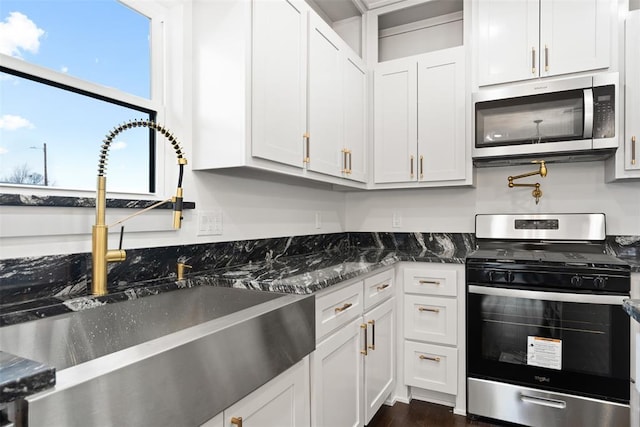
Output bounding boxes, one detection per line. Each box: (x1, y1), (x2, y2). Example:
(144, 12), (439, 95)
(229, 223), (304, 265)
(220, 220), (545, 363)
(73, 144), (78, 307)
(0, 171), (347, 259)
(346, 161), (640, 235)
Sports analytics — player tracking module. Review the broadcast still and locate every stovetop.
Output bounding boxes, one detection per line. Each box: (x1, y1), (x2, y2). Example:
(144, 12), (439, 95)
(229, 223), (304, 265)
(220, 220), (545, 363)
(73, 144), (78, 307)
(468, 244), (629, 269)
(466, 242), (631, 294)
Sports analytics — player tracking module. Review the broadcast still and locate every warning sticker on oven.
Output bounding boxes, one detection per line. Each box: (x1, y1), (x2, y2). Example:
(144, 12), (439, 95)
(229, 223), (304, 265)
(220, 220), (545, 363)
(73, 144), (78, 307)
(527, 336), (562, 370)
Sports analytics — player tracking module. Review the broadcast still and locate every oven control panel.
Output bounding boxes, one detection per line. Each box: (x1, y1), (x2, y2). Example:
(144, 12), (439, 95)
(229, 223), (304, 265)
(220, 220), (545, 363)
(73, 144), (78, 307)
(466, 261), (630, 294)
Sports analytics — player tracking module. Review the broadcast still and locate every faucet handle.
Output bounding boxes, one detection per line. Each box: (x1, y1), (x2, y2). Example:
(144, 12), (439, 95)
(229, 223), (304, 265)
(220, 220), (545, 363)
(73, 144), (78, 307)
(176, 262), (192, 280)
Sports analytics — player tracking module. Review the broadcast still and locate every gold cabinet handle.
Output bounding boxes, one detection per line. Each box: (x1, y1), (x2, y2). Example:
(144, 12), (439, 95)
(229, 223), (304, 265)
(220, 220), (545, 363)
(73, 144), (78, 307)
(532, 46), (536, 74)
(368, 319), (376, 350)
(347, 150), (352, 174)
(419, 155), (424, 179)
(377, 283), (390, 291)
(418, 306), (440, 313)
(418, 280), (440, 285)
(410, 155), (414, 178)
(361, 323), (368, 355)
(303, 132), (310, 163)
(632, 136), (636, 165)
(544, 44), (549, 72)
(341, 148), (348, 173)
(231, 417), (243, 427)
(419, 355), (441, 362)
(334, 302), (352, 313)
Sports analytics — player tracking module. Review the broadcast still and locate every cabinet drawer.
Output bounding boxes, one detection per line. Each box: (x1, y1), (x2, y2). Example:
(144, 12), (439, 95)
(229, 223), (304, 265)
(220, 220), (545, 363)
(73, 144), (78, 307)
(404, 295), (457, 345)
(315, 280), (364, 340)
(363, 268), (395, 311)
(403, 267), (457, 296)
(404, 341), (457, 395)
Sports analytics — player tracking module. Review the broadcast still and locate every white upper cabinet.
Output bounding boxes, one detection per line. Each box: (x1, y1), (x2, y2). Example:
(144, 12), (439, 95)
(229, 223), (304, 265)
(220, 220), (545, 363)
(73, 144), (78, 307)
(477, 0), (612, 86)
(476, 0), (539, 85)
(605, 9), (640, 181)
(308, 17), (343, 178)
(538, 0), (611, 77)
(252, 0), (308, 167)
(192, 0), (368, 188)
(374, 47), (467, 186)
(417, 47), (466, 182)
(374, 58), (418, 184)
(343, 56), (368, 182)
(308, 14), (367, 182)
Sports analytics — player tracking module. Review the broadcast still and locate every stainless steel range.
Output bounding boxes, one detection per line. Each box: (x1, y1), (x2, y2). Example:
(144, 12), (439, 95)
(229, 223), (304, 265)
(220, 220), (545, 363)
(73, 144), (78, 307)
(466, 213), (631, 427)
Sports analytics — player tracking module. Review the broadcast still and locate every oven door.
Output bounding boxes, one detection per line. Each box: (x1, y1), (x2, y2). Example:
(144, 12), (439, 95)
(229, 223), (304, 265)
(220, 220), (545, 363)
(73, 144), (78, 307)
(467, 285), (630, 403)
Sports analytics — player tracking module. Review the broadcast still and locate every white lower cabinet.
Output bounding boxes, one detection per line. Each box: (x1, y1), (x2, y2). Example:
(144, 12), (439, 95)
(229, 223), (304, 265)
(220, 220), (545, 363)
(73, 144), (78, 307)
(312, 317), (364, 427)
(404, 341), (457, 395)
(311, 269), (396, 427)
(201, 357), (310, 427)
(400, 263), (466, 414)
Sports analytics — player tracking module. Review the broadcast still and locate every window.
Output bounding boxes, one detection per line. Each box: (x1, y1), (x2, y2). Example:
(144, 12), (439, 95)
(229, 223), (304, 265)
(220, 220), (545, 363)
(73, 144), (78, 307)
(0, 0), (160, 194)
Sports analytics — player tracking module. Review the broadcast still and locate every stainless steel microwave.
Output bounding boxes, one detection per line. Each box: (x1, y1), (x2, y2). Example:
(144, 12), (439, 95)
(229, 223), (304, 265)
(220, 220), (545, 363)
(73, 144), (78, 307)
(472, 73), (618, 166)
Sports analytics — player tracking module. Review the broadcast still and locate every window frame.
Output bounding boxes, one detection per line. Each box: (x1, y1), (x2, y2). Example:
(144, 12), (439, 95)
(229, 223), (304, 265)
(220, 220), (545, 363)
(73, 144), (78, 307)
(0, 0), (168, 200)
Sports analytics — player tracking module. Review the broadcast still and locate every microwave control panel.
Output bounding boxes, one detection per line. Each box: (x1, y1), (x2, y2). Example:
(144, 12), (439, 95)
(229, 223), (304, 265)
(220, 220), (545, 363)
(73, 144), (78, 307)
(593, 85), (615, 139)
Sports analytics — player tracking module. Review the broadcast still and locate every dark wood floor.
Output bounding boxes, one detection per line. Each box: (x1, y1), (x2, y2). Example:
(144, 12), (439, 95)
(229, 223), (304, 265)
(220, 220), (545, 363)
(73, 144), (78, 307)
(367, 400), (505, 427)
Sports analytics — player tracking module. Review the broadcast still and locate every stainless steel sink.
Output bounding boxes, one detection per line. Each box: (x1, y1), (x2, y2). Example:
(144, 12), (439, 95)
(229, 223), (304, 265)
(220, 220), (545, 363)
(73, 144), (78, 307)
(0, 286), (315, 426)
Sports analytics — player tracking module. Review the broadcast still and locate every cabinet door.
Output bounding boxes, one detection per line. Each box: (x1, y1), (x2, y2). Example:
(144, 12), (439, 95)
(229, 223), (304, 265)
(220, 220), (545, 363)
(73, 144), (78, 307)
(311, 317), (364, 427)
(417, 47), (466, 182)
(539, 0), (610, 78)
(252, 0), (307, 168)
(374, 58), (417, 183)
(477, 0), (539, 86)
(404, 294), (457, 346)
(404, 341), (457, 395)
(343, 55), (367, 183)
(224, 358), (310, 427)
(625, 10), (640, 172)
(308, 15), (343, 178)
(363, 298), (395, 425)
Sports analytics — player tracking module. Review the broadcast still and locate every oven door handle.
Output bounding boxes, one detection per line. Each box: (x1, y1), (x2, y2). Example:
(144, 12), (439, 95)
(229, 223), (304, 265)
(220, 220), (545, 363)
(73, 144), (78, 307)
(468, 285), (627, 305)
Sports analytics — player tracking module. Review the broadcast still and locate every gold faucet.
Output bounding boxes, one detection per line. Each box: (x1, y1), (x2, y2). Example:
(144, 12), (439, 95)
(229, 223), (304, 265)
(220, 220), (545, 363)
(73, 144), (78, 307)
(176, 262), (192, 280)
(507, 160), (547, 204)
(92, 119), (187, 296)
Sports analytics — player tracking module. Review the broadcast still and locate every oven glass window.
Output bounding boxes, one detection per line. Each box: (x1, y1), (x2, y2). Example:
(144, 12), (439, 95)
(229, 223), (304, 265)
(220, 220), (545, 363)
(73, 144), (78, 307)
(475, 89), (584, 148)
(477, 295), (614, 376)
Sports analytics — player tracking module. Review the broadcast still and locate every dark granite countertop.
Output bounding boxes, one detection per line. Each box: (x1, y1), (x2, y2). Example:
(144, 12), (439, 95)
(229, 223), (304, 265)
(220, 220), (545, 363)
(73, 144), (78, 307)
(624, 299), (640, 324)
(0, 247), (465, 402)
(0, 248), (466, 327)
(1, 243), (636, 404)
(0, 351), (55, 403)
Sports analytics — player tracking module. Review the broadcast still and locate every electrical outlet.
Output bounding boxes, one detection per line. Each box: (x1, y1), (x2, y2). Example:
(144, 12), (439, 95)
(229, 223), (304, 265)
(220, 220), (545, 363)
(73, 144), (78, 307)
(197, 210), (223, 236)
(392, 211), (402, 228)
(315, 212), (322, 229)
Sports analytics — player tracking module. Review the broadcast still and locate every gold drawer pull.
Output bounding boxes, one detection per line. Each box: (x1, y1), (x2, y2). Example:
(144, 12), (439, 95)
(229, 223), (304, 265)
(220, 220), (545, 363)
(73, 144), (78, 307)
(231, 417), (243, 427)
(418, 307), (440, 313)
(418, 280), (440, 285)
(419, 355), (441, 362)
(632, 135), (636, 165)
(377, 284), (390, 291)
(335, 302), (352, 313)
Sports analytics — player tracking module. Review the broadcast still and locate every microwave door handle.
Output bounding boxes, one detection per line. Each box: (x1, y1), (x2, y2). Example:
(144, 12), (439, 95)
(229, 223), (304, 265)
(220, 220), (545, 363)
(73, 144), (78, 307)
(583, 88), (594, 139)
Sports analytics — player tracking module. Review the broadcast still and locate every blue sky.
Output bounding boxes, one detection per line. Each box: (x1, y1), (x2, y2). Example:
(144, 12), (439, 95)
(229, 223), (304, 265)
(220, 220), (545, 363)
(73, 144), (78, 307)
(0, 0), (152, 192)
